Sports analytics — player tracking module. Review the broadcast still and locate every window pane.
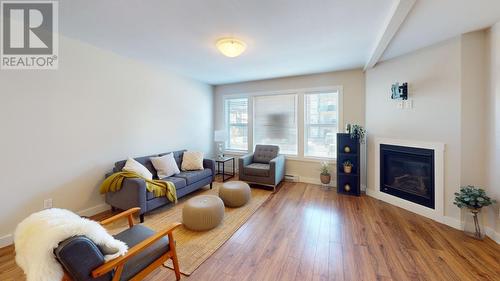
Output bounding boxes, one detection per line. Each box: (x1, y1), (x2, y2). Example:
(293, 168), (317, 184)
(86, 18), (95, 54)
(228, 124), (247, 150)
(305, 92), (338, 158)
(254, 94), (297, 155)
(226, 98), (248, 150)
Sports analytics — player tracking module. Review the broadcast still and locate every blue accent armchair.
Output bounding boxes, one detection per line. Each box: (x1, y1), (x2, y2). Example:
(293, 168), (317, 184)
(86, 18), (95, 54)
(238, 145), (285, 191)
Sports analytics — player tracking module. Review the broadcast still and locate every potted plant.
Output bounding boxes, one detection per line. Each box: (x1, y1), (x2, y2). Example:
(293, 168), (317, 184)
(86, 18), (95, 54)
(320, 161), (331, 184)
(349, 124), (366, 143)
(343, 160), (353, 174)
(454, 185), (496, 239)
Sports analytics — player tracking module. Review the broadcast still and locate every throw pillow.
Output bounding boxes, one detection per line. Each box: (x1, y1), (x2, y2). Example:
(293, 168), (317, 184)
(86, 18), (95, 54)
(122, 157), (153, 180)
(181, 151), (204, 171)
(150, 153), (180, 179)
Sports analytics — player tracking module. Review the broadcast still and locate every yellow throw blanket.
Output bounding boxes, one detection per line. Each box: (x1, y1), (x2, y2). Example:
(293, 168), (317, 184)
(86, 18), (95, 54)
(100, 171), (177, 203)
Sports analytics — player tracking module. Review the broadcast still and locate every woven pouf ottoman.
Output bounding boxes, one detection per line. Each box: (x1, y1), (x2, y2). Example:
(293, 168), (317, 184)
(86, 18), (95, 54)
(219, 181), (251, 207)
(182, 195), (224, 231)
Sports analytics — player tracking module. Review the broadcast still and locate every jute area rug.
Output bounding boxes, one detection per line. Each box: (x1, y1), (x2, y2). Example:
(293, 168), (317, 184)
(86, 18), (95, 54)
(104, 182), (272, 276)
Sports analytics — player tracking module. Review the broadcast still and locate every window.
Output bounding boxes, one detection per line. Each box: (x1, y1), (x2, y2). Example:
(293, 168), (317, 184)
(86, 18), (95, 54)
(225, 98), (248, 151)
(223, 88), (341, 159)
(304, 92), (339, 158)
(254, 94), (298, 155)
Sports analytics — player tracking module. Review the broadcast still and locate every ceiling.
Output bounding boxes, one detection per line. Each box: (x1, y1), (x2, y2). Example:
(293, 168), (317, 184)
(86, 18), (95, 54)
(59, 0), (500, 85)
(383, 0), (500, 61)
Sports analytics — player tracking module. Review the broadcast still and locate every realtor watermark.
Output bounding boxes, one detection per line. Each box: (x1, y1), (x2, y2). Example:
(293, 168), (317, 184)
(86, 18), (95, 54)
(1, 0), (58, 69)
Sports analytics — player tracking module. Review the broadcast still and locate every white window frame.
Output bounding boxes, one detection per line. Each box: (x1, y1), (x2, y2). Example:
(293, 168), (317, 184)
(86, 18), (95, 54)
(302, 90), (342, 160)
(222, 86), (343, 161)
(224, 97), (250, 152)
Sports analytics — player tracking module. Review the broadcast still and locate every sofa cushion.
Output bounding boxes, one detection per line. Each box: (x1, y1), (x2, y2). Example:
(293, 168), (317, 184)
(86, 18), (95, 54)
(253, 145), (279, 164)
(244, 163), (270, 177)
(54, 236), (112, 281)
(150, 153), (180, 178)
(114, 155), (158, 178)
(172, 168), (212, 185)
(147, 177), (186, 200)
(181, 151), (204, 171)
(159, 150), (186, 169)
(113, 225), (169, 281)
(122, 157), (153, 180)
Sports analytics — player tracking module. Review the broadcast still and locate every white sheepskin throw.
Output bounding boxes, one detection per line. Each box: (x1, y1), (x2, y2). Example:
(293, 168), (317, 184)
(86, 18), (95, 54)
(14, 208), (128, 281)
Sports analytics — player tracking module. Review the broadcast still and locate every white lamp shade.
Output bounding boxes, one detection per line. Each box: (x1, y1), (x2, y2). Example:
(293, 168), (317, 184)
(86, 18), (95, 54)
(214, 130), (227, 142)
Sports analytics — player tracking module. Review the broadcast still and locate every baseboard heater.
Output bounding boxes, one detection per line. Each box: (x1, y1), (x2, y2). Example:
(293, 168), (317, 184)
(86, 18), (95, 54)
(284, 174), (299, 182)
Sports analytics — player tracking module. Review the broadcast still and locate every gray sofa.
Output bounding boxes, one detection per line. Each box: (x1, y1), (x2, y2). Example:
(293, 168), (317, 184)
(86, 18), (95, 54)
(105, 150), (215, 222)
(238, 145), (285, 191)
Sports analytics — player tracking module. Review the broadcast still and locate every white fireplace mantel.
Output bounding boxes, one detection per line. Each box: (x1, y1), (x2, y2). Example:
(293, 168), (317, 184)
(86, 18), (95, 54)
(367, 137), (448, 225)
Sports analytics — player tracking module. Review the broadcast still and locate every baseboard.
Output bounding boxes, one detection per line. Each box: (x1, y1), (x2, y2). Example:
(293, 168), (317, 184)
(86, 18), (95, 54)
(299, 176), (335, 187)
(0, 234), (13, 248)
(438, 215), (462, 230)
(366, 188), (462, 231)
(486, 227), (500, 244)
(77, 203), (110, 217)
(0, 203), (110, 249)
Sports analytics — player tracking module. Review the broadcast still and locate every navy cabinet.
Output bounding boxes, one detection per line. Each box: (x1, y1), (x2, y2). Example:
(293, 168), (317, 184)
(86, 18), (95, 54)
(337, 133), (361, 196)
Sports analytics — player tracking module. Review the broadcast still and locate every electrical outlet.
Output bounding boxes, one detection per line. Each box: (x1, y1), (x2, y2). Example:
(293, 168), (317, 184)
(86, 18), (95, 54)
(404, 99), (413, 109)
(397, 100), (404, 109)
(43, 198), (53, 209)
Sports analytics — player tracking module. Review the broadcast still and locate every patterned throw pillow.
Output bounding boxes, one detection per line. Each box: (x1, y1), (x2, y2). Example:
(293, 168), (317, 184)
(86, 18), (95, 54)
(150, 153), (180, 179)
(181, 151), (204, 171)
(122, 157), (153, 180)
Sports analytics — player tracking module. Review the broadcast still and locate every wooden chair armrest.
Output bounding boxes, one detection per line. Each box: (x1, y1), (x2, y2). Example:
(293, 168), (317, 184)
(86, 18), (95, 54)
(91, 222), (182, 278)
(100, 207), (141, 228)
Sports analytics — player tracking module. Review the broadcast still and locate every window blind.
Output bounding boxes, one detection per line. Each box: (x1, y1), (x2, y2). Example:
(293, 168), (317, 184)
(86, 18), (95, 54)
(254, 94), (298, 155)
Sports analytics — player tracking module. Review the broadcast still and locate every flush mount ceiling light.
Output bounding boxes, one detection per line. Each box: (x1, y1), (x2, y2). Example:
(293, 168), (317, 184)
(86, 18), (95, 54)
(216, 38), (246, 58)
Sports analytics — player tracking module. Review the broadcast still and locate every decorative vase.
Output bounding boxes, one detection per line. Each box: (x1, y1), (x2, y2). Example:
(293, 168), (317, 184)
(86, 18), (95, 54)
(343, 166), (352, 174)
(344, 184), (351, 192)
(320, 174), (331, 184)
(344, 146), (351, 153)
(463, 208), (485, 239)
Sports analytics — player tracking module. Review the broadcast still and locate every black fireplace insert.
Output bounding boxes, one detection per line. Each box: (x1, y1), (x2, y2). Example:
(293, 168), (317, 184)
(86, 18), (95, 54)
(380, 144), (435, 209)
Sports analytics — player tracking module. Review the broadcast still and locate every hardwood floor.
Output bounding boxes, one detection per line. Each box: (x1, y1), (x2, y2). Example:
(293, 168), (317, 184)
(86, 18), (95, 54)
(1, 181), (499, 281)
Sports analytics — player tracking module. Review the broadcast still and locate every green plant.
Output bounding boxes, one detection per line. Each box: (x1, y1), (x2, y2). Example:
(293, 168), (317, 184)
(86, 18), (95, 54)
(320, 161), (330, 175)
(349, 124), (366, 143)
(454, 185), (496, 239)
(454, 185), (496, 209)
(343, 160), (353, 167)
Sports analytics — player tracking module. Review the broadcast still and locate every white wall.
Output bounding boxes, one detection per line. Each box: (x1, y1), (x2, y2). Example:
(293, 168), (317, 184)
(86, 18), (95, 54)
(460, 31), (488, 188)
(213, 70), (365, 184)
(0, 36), (213, 245)
(366, 30), (493, 229)
(486, 23), (500, 239)
(366, 37), (463, 222)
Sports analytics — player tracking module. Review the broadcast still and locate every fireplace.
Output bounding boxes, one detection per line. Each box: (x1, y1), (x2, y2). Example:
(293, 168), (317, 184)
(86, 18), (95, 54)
(380, 144), (435, 209)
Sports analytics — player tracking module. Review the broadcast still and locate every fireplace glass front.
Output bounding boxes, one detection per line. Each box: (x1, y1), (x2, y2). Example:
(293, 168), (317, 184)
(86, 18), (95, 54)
(380, 144), (435, 209)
